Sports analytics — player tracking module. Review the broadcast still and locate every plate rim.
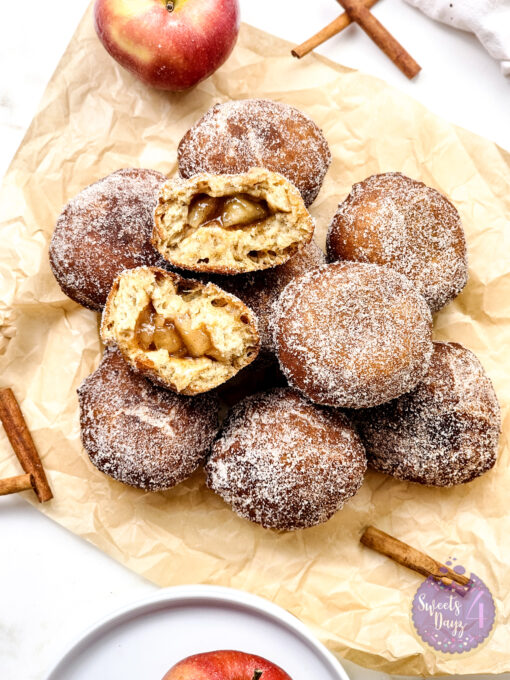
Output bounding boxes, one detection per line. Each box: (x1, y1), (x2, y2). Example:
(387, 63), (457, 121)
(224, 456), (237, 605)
(44, 584), (349, 680)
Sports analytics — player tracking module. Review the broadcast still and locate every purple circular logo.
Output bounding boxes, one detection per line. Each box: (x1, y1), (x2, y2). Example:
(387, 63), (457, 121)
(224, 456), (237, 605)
(411, 562), (495, 654)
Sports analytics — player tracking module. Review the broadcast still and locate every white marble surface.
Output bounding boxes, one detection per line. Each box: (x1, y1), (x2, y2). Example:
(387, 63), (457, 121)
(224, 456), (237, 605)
(0, 1), (509, 678)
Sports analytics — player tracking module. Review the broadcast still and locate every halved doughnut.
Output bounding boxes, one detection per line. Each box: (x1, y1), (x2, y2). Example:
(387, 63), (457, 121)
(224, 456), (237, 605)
(152, 168), (314, 274)
(100, 266), (260, 395)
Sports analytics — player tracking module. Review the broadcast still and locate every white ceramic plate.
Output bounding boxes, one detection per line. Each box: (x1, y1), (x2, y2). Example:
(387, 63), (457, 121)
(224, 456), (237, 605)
(45, 585), (348, 680)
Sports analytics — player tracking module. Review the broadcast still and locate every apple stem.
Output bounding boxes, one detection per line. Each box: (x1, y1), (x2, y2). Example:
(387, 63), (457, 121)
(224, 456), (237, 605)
(166, 1), (174, 11)
(252, 672), (263, 680)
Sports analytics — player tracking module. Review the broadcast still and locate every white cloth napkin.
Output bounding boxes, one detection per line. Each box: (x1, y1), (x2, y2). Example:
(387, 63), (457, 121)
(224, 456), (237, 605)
(404, 0), (510, 75)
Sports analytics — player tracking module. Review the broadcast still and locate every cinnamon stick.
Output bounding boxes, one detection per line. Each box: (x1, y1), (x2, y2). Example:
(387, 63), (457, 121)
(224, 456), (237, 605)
(361, 526), (471, 592)
(0, 388), (53, 502)
(0, 473), (34, 496)
(292, 0), (380, 59)
(336, 0), (421, 79)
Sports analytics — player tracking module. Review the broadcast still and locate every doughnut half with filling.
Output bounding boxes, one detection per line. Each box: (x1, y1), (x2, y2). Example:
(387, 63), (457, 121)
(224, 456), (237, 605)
(152, 167), (314, 275)
(100, 266), (260, 395)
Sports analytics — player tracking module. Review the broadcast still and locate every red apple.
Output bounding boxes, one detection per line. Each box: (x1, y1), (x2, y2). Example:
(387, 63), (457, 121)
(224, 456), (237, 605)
(162, 650), (292, 679)
(93, 0), (240, 91)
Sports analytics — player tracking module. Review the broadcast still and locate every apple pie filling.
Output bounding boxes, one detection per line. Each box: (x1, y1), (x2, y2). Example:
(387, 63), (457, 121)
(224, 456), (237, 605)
(187, 193), (272, 231)
(135, 302), (223, 361)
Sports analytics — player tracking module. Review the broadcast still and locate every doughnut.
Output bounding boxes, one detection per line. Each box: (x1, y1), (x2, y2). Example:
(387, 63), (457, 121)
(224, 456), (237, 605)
(215, 239), (326, 352)
(49, 168), (167, 310)
(177, 99), (331, 207)
(272, 262), (433, 409)
(100, 266), (260, 395)
(355, 342), (501, 486)
(152, 168), (314, 275)
(206, 388), (367, 531)
(78, 348), (219, 491)
(326, 172), (468, 312)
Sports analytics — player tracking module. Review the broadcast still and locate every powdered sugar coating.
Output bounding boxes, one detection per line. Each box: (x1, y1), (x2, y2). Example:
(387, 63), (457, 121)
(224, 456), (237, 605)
(355, 342), (501, 486)
(49, 168), (168, 310)
(178, 99), (331, 207)
(206, 388), (367, 531)
(327, 173), (468, 312)
(78, 348), (219, 490)
(273, 262), (433, 409)
(214, 239), (326, 351)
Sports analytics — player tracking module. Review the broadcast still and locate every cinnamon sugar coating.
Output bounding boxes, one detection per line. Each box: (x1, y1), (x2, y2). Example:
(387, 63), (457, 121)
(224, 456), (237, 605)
(206, 388), (367, 530)
(215, 239), (326, 352)
(49, 168), (168, 310)
(327, 172), (468, 312)
(177, 99), (331, 207)
(355, 342), (501, 486)
(272, 262), (433, 409)
(78, 348), (219, 490)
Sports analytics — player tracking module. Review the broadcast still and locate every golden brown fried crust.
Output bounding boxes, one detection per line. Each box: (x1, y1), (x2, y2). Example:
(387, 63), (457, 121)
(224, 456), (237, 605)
(206, 388), (367, 530)
(326, 172), (468, 312)
(354, 342), (501, 486)
(177, 99), (331, 207)
(49, 168), (168, 311)
(78, 348), (219, 491)
(273, 262), (433, 409)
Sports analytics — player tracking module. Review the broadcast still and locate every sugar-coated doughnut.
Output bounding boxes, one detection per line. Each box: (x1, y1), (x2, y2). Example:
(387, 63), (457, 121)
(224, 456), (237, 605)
(100, 266), (260, 395)
(206, 388), (367, 530)
(355, 342), (501, 486)
(152, 168), (314, 275)
(327, 172), (468, 312)
(178, 99), (331, 207)
(272, 262), (433, 409)
(216, 239), (326, 352)
(49, 168), (167, 310)
(78, 348), (219, 490)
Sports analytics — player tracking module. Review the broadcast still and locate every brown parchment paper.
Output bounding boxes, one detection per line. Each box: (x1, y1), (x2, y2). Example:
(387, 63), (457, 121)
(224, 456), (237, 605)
(1, 4), (510, 676)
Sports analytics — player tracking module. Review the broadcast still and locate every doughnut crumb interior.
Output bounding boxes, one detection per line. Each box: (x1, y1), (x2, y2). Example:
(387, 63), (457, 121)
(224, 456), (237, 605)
(152, 168), (314, 274)
(100, 266), (260, 395)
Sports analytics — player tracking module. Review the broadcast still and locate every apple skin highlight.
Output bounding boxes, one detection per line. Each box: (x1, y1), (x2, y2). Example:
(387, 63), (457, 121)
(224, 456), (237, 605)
(162, 650), (293, 680)
(94, 0), (240, 90)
